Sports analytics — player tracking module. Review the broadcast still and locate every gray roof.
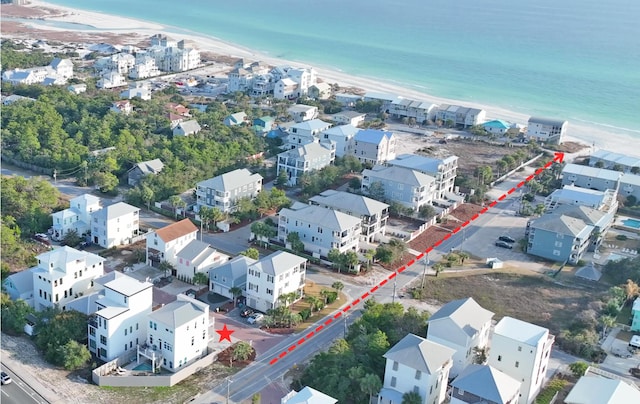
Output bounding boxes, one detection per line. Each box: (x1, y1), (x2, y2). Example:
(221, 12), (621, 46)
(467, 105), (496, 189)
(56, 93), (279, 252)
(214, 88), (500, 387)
(4, 269), (34, 296)
(529, 213), (591, 237)
(565, 376), (640, 404)
(383, 333), (455, 374)
(554, 204), (607, 226)
(280, 205), (362, 232)
(174, 119), (201, 134)
(364, 165), (435, 187)
(149, 298), (207, 328)
(621, 173), (640, 187)
(389, 153), (457, 175)
(287, 104), (317, 113)
(209, 255), (255, 287)
(575, 262), (602, 281)
(93, 202), (139, 220)
(249, 251), (307, 276)
(290, 119), (331, 132)
(493, 316), (549, 346)
(562, 163), (622, 182)
(309, 190), (388, 217)
(452, 365), (521, 404)
(428, 297), (494, 337)
(321, 124), (359, 138)
(283, 386), (338, 404)
(104, 275), (153, 297)
(335, 110), (366, 119)
(528, 116), (567, 126)
(197, 168), (263, 192)
(278, 142), (334, 161)
(590, 150), (640, 168)
(176, 239), (223, 267)
(548, 185), (606, 207)
(133, 159), (164, 175)
(50, 57), (73, 69)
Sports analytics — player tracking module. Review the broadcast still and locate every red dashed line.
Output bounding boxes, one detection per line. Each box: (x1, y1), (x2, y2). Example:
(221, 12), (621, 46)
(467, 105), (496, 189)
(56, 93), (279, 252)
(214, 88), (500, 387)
(266, 154), (563, 365)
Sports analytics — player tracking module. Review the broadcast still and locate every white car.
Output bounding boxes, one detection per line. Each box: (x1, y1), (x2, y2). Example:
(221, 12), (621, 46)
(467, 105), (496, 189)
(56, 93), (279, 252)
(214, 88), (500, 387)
(247, 313), (264, 324)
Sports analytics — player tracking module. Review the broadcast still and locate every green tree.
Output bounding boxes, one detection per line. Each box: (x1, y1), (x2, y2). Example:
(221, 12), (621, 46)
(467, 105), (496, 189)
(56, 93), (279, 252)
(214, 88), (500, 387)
(1, 298), (34, 335)
(35, 309), (88, 366)
(241, 248), (260, 260)
(251, 221), (276, 248)
(569, 361), (589, 378)
(192, 272), (208, 285)
(62, 229), (82, 247)
(232, 341), (253, 362)
(58, 340), (91, 370)
(168, 195), (184, 220)
(402, 391), (423, 404)
(276, 169), (289, 186)
(286, 232), (305, 253)
(229, 286), (243, 308)
(140, 185), (155, 211)
(328, 249), (345, 273)
(418, 205), (436, 220)
(332, 281), (344, 293)
(348, 177), (362, 192)
(360, 373), (382, 403)
(93, 171), (119, 193)
(366, 181), (386, 201)
(158, 260), (176, 278)
(599, 315), (616, 338)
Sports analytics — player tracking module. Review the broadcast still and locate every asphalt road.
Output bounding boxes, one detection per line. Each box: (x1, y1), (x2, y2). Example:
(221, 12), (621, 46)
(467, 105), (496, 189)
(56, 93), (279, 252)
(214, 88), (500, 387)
(0, 366), (48, 404)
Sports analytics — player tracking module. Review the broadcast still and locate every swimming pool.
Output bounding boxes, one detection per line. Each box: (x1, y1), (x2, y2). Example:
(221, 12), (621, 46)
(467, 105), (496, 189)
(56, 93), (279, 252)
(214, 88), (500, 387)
(623, 218), (640, 229)
(608, 253), (630, 262)
(133, 362), (153, 371)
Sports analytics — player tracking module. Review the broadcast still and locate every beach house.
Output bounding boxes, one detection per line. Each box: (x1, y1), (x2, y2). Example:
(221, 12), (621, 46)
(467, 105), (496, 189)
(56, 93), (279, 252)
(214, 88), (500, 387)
(308, 82), (332, 100)
(388, 154), (459, 200)
(287, 104), (318, 122)
(565, 373), (640, 403)
(450, 365), (521, 404)
(332, 110), (366, 127)
(90, 202), (141, 249)
(175, 239), (229, 283)
(223, 112), (248, 126)
(145, 218), (199, 268)
(388, 98), (437, 124)
(488, 317), (554, 404)
(127, 158), (165, 186)
(110, 100), (133, 115)
(561, 163), (622, 193)
(434, 105), (486, 127)
(526, 117), (567, 145)
(195, 168), (263, 214)
(209, 255), (255, 300)
(589, 150), (640, 173)
(347, 129), (396, 165)
(362, 165), (436, 211)
(320, 124), (359, 157)
(378, 333), (455, 404)
(276, 142), (336, 186)
(51, 193), (102, 241)
(173, 120), (201, 137)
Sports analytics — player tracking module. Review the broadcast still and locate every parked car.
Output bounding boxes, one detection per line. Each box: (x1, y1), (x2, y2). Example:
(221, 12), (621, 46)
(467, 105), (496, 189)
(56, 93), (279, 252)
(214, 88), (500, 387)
(495, 240), (513, 249)
(247, 313), (264, 324)
(33, 233), (51, 245)
(240, 308), (254, 318)
(1, 371), (12, 385)
(498, 235), (516, 243)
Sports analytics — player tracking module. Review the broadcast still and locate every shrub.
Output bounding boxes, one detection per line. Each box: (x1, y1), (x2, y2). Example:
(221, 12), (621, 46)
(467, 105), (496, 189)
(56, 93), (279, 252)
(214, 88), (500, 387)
(299, 308), (311, 321)
(325, 291), (338, 304)
(616, 234), (628, 241)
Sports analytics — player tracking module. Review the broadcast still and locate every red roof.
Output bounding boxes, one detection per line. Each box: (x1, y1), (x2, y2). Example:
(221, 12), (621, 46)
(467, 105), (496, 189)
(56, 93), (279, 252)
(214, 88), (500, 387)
(154, 219), (198, 243)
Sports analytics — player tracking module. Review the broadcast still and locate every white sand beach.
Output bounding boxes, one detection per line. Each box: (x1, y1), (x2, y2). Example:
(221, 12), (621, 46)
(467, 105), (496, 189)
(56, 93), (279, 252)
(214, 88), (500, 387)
(7, 1), (639, 157)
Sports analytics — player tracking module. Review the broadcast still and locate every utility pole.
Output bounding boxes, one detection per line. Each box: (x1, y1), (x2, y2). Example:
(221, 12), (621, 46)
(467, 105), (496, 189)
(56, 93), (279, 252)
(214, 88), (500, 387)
(392, 269), (397, 303)
(343, 312), (348, 338)
(421, 252), (429, 289)
(226, 377), (231, 404)
(53, 169), (57, 183)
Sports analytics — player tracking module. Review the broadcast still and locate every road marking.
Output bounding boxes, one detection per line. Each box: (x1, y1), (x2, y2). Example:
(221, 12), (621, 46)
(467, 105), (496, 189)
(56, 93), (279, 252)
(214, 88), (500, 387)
(266, 153), (564, 365)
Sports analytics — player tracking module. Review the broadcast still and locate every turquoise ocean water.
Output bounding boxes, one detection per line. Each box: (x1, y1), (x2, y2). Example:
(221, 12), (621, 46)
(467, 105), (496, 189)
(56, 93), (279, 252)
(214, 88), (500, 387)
(46, 0), (640, 136)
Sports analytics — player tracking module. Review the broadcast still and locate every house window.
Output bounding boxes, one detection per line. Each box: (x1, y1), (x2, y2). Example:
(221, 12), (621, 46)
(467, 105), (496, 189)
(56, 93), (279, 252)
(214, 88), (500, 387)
(125, 344), (127, 351)
(392, 361), (398, 371)
(125, 329), (128, 336)
(415, 370), (421, 380)
(203, 330), (206, 340)
(498, 355), (502, 361)
(413, 386), (419, 394)
(191, 337), (194, 346)
(515, 361), (519, 368)
(390, 377), (396, 387)
(518, 346), (522, 351)
(100, 335), (107, 345)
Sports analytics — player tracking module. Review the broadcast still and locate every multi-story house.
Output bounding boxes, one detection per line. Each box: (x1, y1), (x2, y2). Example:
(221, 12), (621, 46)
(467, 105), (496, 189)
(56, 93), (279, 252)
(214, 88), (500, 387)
(223, 112), (248, 127)
(50, 58), (74, 79)
(227, 61), (269, 93)
(378, 333), (455, 404)
(287, 67), (316, 97)
(488, 317), (554, 404)
(173, 120), (201, 137)
(143, 294), (210, 371)
(565, 371), (640, 403)
(335, 93), (363, 107)
(110, 100), (132, 115)
(276, 142), (336, 186)
(526, 117), (567, 145)
(277, 204), (361, 258)
(347, 129), (396, 165)
(426, 297), (494, 378)
(120, 87), (151, 101)
(526, 204), (613, 264)
(561, 164), (622, 193)
(274, 78), (299, 100)
(434, 105), (486, 127)
(3, 269), (34, 307)
(363, 92), (398, 112)
(175, 239), (229, 283)
(287, 104), (318, 123)
(32, 246), (105, 311)
(209, 255), (256, 300)
(289, 119), (333, 139)
(544, 185), (618, 212)
(308, 82), (332, 100)
(97, 71), (127, 89)
(88, 275), (153, 361)
(95, 53), (136, 75)
(620, 173), (640, 203)
(245, 251), (307, 313)
(450, 365), (521, 404)
(631, 297), (640, 332)
(388, 98), (437, 124)
(320, 124), (359, 157)
(127, 158), (165, 186)
(589, 149), (640, 173)
(91, 202), (140, 248)
(281, 386), (338, 404)
(309, 190), (389, 243)
(196, 168), (263, 214)
(51, 193), (102, 241)
(253, 116), (276, 134)
(129, 55), (160, 79)
(388, 154), (459, 200)
(332, 110), (366, 127)
(146, 218), (199, 268)
(361, 165), (436, 211)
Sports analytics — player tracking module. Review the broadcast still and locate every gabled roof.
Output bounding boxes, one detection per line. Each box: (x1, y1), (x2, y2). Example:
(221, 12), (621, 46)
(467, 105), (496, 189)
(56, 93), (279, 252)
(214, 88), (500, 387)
(280, 205), (361, 232)
(309, 190), (389, 217)
(591, 149), (640, 168)
(493, 316), (549, 346)
(93, 202), (139, 220)
(621, 172), (640, 186)
(562, 163), (622, 182)
(321, 124), (359, 138)
(249, 251), (307, 276)
(104, 275), (153, 297)
(288, 104), (317, 113)
(226, 111), (247, 124)
(528, 212), (592, 237)
(428, 297), (494, 337)
(565, 375), (640, 403)
(209, 255), (255, 287)
(174, 119), (201, 134)
(310, 82), (332, 92)
(176, 239), (223, 267)
(290, 119), (331, 132)
(282, 386), (338, 404)
(364, 165), (435, 187)
(528, 116), (567, 127)
(70, 193), (101, 206)
(154, 218), (198, 243)
(197, 168), (263, 192)
(50, 57), (73, 69)
(354, 129), (393, 144)
(132, 159), (164, 175)
(278, 142), (334, 162)
(553, 204), (607, 226)
(4, 269), (34, 296)
(383, 333), (455, 374)
(452, 364), (521, 404)
(389, 153), (457, 175)
(149, 297), (208, 329)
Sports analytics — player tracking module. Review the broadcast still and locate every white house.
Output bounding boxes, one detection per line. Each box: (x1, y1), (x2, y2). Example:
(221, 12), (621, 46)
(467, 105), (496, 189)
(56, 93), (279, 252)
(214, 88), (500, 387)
(348, 129), (396, 165)
(88, 275), (153, 361)
(223, 112), (248, 126)
(143, 294), (210, 371)
(308, 82), (332, 100)
(320, 124), (359, 158)
(434, 105), (486, 128)
(90, 202), (140, 248)
(565, 372), (640, 404)
(378, 333), (455, 404)
(3, 269), (35, 307)
(450, 364), (521, 404)
(362, 165), (437, 211)
(173, 120), (201, 137)
(488, 317), (554, 404)
(129, 55), (161, 79)
(209, 255), (256, 300)
(589, 150), (640, 173)
(388, 98), (437, 123)
(332, 110), (366, 127)
(50, 58), (74, 79)
(175, 239), (229, 283)
(245, 251), (307, 313)
(561, 164), (622, 193)
(110, 100), (133, 115)
(388, 154), (459, 200)
(309, 190), (389, 243)
(289, 119), (333, 139)
(67, 84), (87, 94)
(120, 87), (151, 101)
(274, 78), (299, 100)
(146, 218), (199, 268)
(526, 117), (567, 145)
(97, 71), (127, 89)
(277, 204), (361, 258)
(276, 142), (336, 186)
(51, 193), (102, 241)
(31, 246), (105, 311)
(281, 386), (337, 404)
(195, 168), (263, 214)
(426, 297), (494, 378)
(287, 104), (319, 123)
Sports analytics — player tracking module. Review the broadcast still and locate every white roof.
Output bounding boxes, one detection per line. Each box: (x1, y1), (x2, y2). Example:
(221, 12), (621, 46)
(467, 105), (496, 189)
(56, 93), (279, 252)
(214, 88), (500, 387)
(309, 190), (389, 217)
(364, 165), (435, 187)
(383, 333), (455, 374)
(428, 297), (494, 337)
(197, 168), (263, 192)
(562, 163), (622, 182)
(493, 316), (549, 345)
(93, 202), (139, 220)
(249, 251), (307, 276)
(280, 205), (361, 232)
(282, 386), (337, 404)
(565, 375), (640, 403)
(104, 275), (153, 297)
(621, 173), (640, 187)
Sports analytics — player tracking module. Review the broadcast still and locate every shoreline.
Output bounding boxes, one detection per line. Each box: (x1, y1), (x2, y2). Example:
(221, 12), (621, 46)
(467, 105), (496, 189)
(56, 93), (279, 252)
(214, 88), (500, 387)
(3, 0), (639, 158)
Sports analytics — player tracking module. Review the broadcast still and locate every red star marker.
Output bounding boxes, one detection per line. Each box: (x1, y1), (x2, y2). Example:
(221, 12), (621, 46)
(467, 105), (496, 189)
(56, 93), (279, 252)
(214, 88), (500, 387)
(216, 324), (235, 342)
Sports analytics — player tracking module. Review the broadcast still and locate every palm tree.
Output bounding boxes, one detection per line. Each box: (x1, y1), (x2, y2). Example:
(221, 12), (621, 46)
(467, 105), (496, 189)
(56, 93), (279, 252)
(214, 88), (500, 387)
(229, 286), (243, 308)
(600, 315), (616, 338)
(304, 295), (321, 312)
(360, 373), (382, 404)
(158, 260), (176, 278)
(232, 341), (253, 361)
(402, 391), (422, 404)
(331, 281), (344, 294)
(457, 251), (470, 265)
(192, 272), (208, 286)
(168, 195), (182, 220)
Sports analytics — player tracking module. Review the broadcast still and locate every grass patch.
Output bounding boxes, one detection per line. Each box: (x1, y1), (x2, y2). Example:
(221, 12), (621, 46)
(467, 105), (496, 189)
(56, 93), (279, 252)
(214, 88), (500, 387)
(616, 303), (633, 327)
(290, 281), (347, 333)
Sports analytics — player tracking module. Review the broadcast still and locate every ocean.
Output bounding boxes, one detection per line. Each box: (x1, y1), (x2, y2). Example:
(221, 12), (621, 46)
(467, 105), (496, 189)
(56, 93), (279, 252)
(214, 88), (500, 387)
(45, 0), (640, 136)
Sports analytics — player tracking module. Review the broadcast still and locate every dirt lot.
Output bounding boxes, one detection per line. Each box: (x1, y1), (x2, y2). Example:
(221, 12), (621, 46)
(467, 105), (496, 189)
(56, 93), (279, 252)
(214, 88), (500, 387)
(415, 271), (609, 336)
